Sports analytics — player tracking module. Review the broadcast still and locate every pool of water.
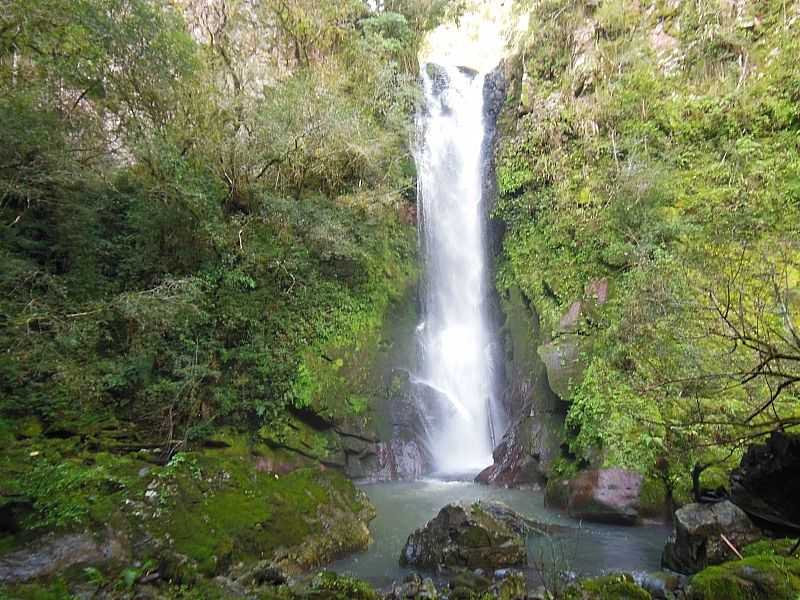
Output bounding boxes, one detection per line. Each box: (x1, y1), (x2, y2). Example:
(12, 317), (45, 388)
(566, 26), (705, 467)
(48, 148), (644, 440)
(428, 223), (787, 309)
(328, 480), (670, 588)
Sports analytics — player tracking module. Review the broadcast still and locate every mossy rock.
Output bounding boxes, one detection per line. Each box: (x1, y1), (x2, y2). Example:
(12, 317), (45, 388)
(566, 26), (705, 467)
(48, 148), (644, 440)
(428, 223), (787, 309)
(688, 555), (800, 600)
(14, 418), (42, 440)
(639, 477), (668, 519)
(141, 450), (375, 578)
(544, 477), (570, 509)
(742, 539), (799, 558)
(0, 579), (74, 600)
(565, 573), (651, 600)
(537, 335), (585, 402)
(308, 571), (379, 600)
(492, 571), (527, 600)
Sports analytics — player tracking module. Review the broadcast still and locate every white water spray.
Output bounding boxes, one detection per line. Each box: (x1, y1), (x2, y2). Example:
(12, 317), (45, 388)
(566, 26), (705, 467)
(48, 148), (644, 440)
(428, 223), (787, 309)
(415, 64), (499, 475)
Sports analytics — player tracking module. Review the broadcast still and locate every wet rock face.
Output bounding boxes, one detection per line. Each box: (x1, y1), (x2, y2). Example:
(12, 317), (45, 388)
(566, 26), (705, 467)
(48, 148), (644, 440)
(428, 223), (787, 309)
(662, 500), (762, 574)
(399, 502), (542, 570)
(483, 63), (508, 124)
(372, 438), (425, 481)
(475, 416), (550, 488)
(537, 335), (585, 402)
(425, 63), (449, 95)
(730, 431), (800, 533)
(558, 469), (643, 525)
(0, 530), (127, 583)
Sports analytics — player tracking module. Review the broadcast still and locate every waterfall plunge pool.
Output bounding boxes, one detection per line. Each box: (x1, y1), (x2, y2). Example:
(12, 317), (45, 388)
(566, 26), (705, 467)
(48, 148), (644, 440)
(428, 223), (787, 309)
(327, 479), (670, 589)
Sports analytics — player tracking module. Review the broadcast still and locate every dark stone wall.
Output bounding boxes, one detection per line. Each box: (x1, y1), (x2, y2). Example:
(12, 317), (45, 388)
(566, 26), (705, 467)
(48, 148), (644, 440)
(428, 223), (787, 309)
(482, 62), (511, 443)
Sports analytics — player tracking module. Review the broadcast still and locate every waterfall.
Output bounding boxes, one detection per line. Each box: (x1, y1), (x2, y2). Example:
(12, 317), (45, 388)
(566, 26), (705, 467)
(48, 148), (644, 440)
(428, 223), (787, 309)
(414, 63), (503, 475)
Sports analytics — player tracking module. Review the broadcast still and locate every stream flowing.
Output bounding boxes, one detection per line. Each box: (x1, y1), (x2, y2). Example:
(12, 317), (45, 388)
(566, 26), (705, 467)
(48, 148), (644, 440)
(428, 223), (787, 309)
(327, 15), (669, 589)
(329, 481), (669, 588)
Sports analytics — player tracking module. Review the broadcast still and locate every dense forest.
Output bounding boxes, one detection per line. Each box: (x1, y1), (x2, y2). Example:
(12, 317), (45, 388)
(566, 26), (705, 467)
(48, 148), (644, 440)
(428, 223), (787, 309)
(0, 0), (799, 598)
(495, 0), (800, 503)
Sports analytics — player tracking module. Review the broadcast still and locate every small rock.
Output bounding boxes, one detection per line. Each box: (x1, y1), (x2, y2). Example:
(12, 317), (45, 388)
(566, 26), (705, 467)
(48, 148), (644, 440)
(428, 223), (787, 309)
(635, 570), (687, 600)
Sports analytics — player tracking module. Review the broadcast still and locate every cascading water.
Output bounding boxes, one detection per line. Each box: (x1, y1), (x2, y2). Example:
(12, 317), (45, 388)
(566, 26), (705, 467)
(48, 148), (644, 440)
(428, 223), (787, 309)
(414, 64), (503, 475)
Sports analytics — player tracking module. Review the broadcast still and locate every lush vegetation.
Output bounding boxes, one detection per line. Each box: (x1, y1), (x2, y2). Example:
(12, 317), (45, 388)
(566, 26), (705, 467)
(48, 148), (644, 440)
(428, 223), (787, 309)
(496, 0), (800, 501)
(0, 0), (445, 441)
(0, 0), (459, 592)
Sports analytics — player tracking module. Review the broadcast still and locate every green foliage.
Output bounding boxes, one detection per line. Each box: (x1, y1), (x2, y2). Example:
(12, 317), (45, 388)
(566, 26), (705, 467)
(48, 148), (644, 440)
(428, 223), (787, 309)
(310, 571), (380, 600)
(567, 359), (661, 471)
(16, 459), (123, 530)
(0, 580), (76, 600)
(496, 0), (800, 484)
(565, 573), (651, 600)
(0, 0), (427, 447)
(287, 364), (317, 410)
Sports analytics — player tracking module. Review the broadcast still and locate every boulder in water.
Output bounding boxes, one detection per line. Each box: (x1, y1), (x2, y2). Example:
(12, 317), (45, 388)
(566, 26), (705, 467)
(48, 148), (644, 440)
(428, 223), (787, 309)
(661, 500), (762, 574)
(566, 468), (643, 525)
(475, 416), (549, 488)
(400, 501), (544, 570)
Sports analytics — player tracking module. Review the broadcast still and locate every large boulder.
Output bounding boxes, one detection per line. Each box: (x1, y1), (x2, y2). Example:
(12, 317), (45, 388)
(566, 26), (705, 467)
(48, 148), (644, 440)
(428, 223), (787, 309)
(687, 554), (800, 600)
(475, 415), (553, 488)
(565, 469), (643, 525)
(0, 530), (127, 583)
(400, 502), (544, 570)
(662, 501), (762, 574)
(538, 335), (585, 402)
(730, 431), (800, 533)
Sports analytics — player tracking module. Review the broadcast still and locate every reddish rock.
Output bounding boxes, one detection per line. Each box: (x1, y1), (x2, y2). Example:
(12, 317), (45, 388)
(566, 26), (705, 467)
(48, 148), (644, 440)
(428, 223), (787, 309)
(476, 415), (557, 488)
(476, 436), (545, 488)
(254, 456), (298, 475)
(558, 301), (584, 333)
(567, 468), (643, 525)
(584, 278), (610, 305)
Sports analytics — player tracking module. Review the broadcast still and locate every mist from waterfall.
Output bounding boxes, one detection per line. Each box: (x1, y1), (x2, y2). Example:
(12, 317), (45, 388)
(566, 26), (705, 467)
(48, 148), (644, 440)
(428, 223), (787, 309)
(414, 64), (501, 475)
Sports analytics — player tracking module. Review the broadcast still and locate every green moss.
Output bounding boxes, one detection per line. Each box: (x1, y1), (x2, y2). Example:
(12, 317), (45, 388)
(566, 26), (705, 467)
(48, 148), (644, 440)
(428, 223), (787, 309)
(494, 0), (800, 489)
(0, 580), (75, 600)
(566, 574), (651, 600)
(742, 539), (799, 558)
(689, 555), (800, 600)
(495, 572), (527, 600)
(144, 447), (372, 577)
(310, 571), (379, 600)
(544, 477), (570, 509)
(15, 417), (43, 440)
(639, 477), (667, 518)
